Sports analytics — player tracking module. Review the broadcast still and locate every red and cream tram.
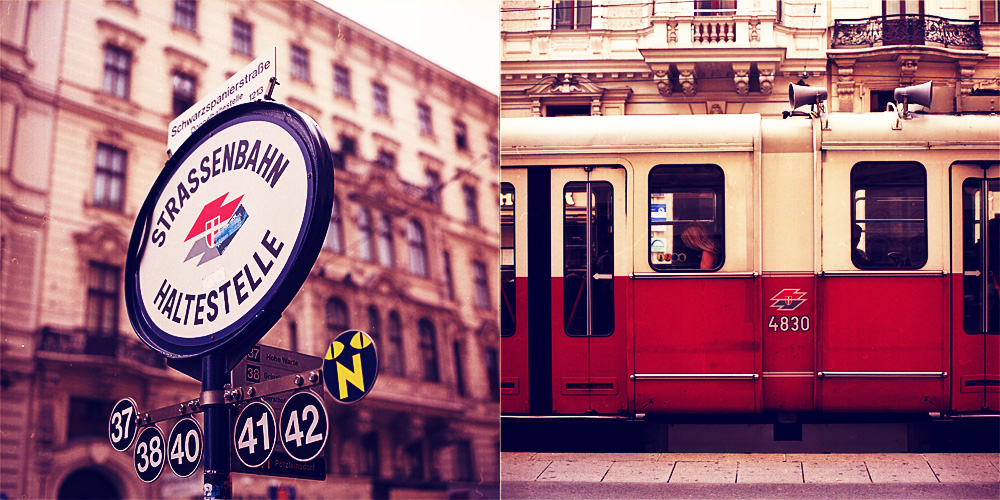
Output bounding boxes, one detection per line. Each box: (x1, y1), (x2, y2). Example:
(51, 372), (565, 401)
(499, 98), (998, 418)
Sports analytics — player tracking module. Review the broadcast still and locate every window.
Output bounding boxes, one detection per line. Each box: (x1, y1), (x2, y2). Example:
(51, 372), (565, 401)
(455, 440), (474, 481)
(443, 251), (455, 300)
(173, 0), (197, 31)
(961, 176), (999, 333)
(488, 136), (499, 166)
(425, 170), (442, 206)
(463, 185), (479, 225)
(883, 0), (923, 15)
(453, 341), (465, 397)
(695, 0), (737, 15)
(870, 90), (895, 112)
(68, 398), (115, 440)
(546, 105), (591, 117)
(418, 319), (439, 382)
(291, 45), (310, 81)
(407, 220), (428, 276)
(172, 72), (196, 117)
(358, 208), (374, 262)
(472, 261), (490, 309)
(418, 103), (433, 135)
(985, 0), (1000, 23)
(325, 196), (344, 253)
(87, 262), (120, 335)
(93, 143), (126, 212)
(232, 19), (253, 56)
(375, 150), (395, 170)
(386, 311), (405, 376)
(102, 45), (131, 99)
(361, 432), (380, 477)
(373, 82), (389, 116)
(338, 134), (357, 157)
(500, 183), (515, 336)
(553, 0), (592, 29)
(334, 64), (351, 98)
(851, 162), (927, 269)
(648, 165), (725, 271)
(367, 305), (381, 344)
(404, 441), (424, 479)
(376, 214), (394, 268)
(454, 120), (469, 151)
(563, 181), (615, 336)
(326, 297), (349, 334)
(485, 348), (500, 401)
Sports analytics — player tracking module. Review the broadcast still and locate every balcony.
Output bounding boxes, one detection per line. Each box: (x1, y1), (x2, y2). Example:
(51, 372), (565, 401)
(37, 327), (166, 369)
(832, 14), (983, 50)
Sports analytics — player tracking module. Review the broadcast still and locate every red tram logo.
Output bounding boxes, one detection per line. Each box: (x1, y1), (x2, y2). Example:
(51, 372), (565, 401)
(769, 289), (807, 311)
(183, 192), (248, 266)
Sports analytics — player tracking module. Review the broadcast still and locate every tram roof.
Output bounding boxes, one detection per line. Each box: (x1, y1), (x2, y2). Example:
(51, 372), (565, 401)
(820, 112), (999, 150)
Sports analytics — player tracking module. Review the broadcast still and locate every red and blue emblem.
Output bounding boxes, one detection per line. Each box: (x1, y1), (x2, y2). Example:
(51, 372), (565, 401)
(183, 192), (248, 266)
(769, 289), (807, 311)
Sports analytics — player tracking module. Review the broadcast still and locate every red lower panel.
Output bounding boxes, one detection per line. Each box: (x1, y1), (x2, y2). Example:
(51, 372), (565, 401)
(761, 274), (816, 411)
(501, 278), (529, 414)
(550, 277), (628, 415)
(951, 274), (999, 412)
(633, 278), (758, 413)
(819, 276), (947, 411)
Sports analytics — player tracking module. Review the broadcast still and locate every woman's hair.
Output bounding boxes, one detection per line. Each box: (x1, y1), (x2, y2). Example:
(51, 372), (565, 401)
(681, 223), (719, 255)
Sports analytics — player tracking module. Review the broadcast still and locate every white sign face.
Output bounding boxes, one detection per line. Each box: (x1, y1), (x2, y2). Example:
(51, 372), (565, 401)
(167, 47), (276, 153)
(138, 118), (307, 342)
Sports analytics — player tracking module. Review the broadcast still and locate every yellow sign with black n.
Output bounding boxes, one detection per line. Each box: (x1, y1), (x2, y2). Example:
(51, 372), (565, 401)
(323, 330), (378, 403)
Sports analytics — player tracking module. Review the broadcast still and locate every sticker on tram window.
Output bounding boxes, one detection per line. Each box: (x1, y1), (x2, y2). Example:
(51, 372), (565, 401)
(768, 315), (811, 332)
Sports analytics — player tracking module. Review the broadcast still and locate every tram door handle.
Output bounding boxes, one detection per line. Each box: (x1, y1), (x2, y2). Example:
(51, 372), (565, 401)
(592, 273), (613, 280)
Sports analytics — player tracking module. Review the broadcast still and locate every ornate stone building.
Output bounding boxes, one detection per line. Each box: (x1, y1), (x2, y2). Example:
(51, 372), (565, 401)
(1, 1), (499, 499)
(500, 1), (997, 117)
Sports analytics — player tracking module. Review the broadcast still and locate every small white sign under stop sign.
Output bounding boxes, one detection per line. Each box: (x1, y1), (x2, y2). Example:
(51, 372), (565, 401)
(167, 47), (277, 154)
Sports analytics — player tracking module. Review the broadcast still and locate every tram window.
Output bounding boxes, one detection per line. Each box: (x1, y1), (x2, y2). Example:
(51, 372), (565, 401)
(648, 165), (725, 272)
(962, 177), (999, 334)
(500, 183), (515, 337)
(564, 181), (614, 337)
(850, 162), (927, 269)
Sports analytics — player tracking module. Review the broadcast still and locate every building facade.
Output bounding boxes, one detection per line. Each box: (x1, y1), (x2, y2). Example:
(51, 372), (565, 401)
(1, 1), (499, 499)
(500, 1), (998, 117)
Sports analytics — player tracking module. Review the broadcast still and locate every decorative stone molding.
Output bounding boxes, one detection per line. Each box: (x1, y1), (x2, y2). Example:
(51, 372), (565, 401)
(95, 19), (145, 51)
(654, 70), (672, 96)
(163, 46), (207, 75)
(667, 21), (678, 44)
(734, 69), (749, 96)
(758, 68), (775, 95)
(956, 60), (977, 96)
(896, 55), (919, 85)
(836, 61), (856, 98)
(749, 18), (760, 44)
(678, 69), (696, 96)
(536, 35), (549, 55)
(551, 74), (582, 93)
(73, 223), (128, 268)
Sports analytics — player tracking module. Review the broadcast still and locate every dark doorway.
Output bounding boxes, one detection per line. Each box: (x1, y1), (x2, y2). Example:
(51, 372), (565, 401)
(57, 468), (120, 500)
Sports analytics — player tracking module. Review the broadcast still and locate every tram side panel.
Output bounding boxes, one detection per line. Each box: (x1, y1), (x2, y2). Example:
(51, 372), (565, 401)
(500, 170), (530, 413)
(760, 119), (817, 412)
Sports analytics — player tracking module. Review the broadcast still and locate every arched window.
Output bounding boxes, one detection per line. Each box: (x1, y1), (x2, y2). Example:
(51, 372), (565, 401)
(326, 297), (348, 335)
(358, 207), (374, 262)
(325, 196), (344, 254)
(376, 214), (395, 267)
(407, 220), (428, 276)
(386, 311), (405, 376)
(418, 318), (439, 382)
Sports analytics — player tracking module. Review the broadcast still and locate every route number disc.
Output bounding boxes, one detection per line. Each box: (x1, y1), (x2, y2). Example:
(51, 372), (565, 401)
(279, 391), (328, 462)
(167, 417), (203, 478)
(233, 401), (276, 467)
(323, 329), (378, 403)
(109, 398), (138, 452)
(133, 425), (165, 483)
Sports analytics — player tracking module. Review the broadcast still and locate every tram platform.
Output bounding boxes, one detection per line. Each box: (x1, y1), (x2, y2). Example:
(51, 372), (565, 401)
(501, 452), (999, 499)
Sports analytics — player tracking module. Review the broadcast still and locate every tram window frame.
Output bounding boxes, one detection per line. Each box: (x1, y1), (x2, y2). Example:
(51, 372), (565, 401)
(647, 164), (726, 272)
(961, 176), (999, 335)
(500, 183), (516, 337)
(563, 181), (615, 337)
(850, 162), (928, 270)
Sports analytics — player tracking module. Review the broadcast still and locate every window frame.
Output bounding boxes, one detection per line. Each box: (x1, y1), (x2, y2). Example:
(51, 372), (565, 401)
(454, 120), (469, 151)
(173, 0), (197, 31)
(358, 207), (375, 262)
(86, 262), (121, 336)
(463, 185), (480, 226)
(171, 71), (197, 118)
(552, 0), (592, 29)
(102, 45), (132, 99)
(232, 19), (253, 56)
(372, 82), (390, 117)
(647, 164), (726, 273)
(375, 213), (395, 268)
(325, 196), (344, 253)
(93, 143), (127, 212)
(290, 44), (310, 82)
(418, 318), (439, 382)
(472, 260), (490, 309)
(325, 297), (349, 334)
(386, 311), (405, 376)
(849, 161), (928, 270)
(500, 183), (515, 336)
(334, 64), (351, 99)
(418, 103), (433, 136)
(407, 220), (428, 277)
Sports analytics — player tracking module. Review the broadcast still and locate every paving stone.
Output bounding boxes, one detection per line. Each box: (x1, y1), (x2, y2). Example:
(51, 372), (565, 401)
(501, 460), (551, 482)
(535, 452), (654, 462)
(927, 459), (1000, 483)
(736, 461), (803, 483)
(536, 460), (612, 482)
(802, 461), (872, 484)
(500, 452), (537, 463)
(602, 461), (675, 482)
(866, 460), (939, 483)
(668, 461), (737, 483)
(786, 453), (911, 463)
(658, 453), (787, 463)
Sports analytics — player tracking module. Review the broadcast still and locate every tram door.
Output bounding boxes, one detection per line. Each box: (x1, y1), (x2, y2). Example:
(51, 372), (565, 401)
(551, 167), (628, 414)
(951, 162), (999, 412)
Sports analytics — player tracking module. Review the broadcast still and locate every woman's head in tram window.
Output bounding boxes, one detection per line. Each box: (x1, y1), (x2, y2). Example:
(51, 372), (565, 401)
(682, 223), (720, 270)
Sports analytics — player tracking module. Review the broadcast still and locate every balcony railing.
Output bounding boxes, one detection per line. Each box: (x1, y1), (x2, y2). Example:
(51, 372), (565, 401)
(38, 327), (166, 369)
(832, 14), (983, 50)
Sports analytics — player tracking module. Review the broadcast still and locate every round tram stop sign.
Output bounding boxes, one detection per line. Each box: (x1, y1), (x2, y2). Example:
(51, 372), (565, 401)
(125, 102), (333, 361)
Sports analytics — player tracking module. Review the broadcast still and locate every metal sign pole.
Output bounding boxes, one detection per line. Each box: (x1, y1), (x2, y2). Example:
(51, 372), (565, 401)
(203, 353), (231, 500)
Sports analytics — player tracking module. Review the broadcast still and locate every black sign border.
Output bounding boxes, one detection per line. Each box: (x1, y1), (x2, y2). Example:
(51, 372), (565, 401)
(167, 417), (203, 478)
(125, 101), (334, 367)
(109, 397), (139, 452)
(233, 400), (277, 468)
(278, 391), (329, 463)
